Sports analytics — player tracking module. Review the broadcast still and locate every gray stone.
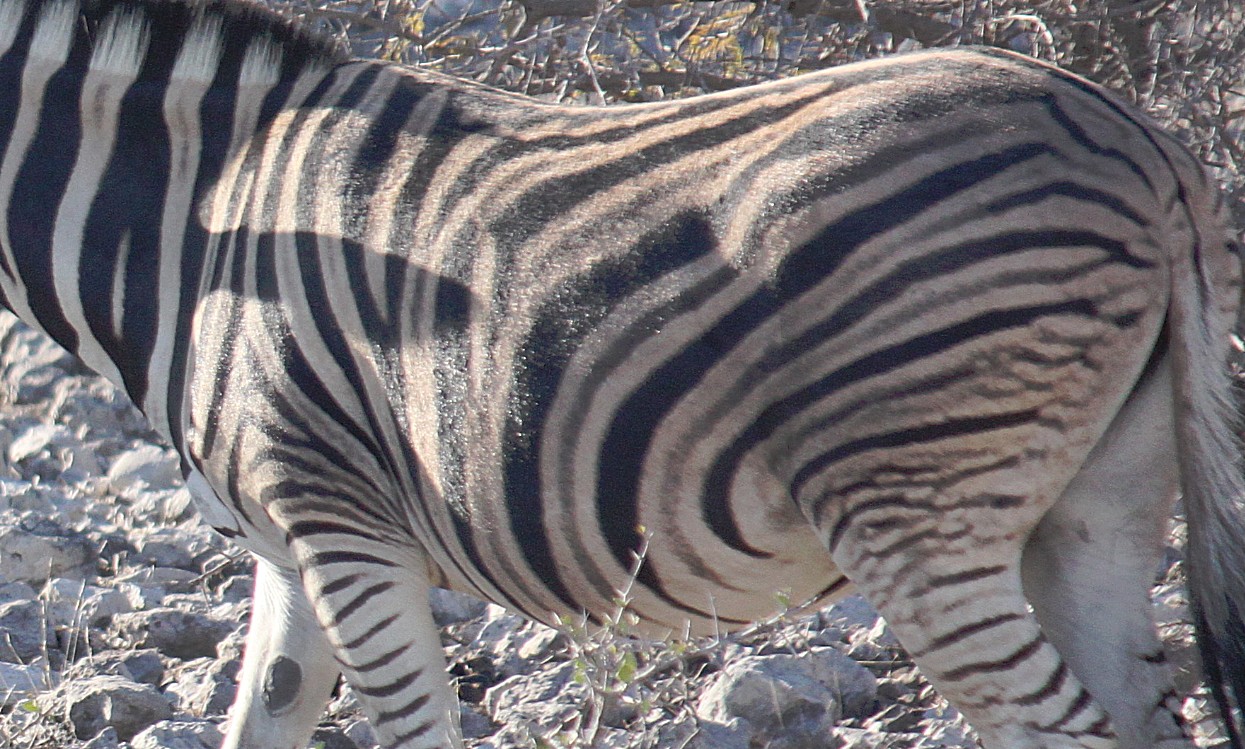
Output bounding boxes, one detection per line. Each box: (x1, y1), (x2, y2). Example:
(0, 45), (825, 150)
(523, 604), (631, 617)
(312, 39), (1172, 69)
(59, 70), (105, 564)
(516, 627), (564, 662)
(64, 649), (166, 688)
(55, 674), (173, 741)
(471, 605), (526, 646)
(214, 626), (247, 663)
(166, 657), (238, 716)
(429, 586), (489, 626)
(484, 661), (588, 734)
(469, 607), (567, 679)
(813, 595), (883, 645)
(0, 516), (95, 584)
(310, 726), (360, 749)
(134, 528), (200, 570)
(808, 646), (879, 718)
(111, 608), (237, 660)
(0, 599), (53, 663)
(121, 649), (167, 687)
(112, 566), (201, 598)
(0, 487), (60, 516)
(0, 478), (35, 512)
(129, 719), (223, 749)
(458, 706), (493, 740)
(41, 577), (135, 628)
(588, 726), (645, 749)
(343, 717), (380, 748)
(684, 717), (754, 749)
(82, 726), (122, 749)
(917, 705), (977, 748)
(0, 318), (76, 385)
(0, 660), (55, 707)
(0, 579), (37, 603)
(696, 651), (877, 749)
(129, 487), (196, 525)
(216, 572), (253, 603)
(851, 616), (903, 650)
(832, 726), (957, 748)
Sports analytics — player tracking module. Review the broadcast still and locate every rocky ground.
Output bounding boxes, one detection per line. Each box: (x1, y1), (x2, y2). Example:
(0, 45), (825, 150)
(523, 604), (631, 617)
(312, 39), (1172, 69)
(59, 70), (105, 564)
(0, 310), (1231, 749)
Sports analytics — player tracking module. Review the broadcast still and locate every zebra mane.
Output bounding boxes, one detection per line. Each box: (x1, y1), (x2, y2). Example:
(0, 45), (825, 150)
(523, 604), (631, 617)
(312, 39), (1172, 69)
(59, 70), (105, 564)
(1, 0), (348, 84)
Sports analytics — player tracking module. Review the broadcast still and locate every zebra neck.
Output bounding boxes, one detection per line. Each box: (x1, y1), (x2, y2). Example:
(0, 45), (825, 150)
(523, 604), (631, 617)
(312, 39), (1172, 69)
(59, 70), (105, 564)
(0, 0), (345, 444)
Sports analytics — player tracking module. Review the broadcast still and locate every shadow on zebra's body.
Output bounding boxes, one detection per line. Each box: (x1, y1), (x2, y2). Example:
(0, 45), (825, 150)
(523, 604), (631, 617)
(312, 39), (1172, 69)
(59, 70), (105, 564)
(1, 0), (1244, 747)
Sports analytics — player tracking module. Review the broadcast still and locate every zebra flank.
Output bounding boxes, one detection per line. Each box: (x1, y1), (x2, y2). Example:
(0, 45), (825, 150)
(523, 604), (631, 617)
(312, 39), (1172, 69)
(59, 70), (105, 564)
(2, 0), (1245, 747)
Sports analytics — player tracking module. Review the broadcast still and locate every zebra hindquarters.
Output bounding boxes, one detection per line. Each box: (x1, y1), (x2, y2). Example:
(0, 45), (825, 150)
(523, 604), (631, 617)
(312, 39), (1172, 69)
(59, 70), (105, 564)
(785, 250), (1180, 746)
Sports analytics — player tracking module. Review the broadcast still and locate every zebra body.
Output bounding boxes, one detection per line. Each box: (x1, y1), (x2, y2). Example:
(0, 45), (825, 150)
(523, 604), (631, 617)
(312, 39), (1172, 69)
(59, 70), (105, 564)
(2, 1), (1244, 747)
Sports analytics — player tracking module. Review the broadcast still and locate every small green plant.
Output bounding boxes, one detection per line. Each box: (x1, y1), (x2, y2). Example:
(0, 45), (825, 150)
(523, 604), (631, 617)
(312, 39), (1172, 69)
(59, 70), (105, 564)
(0, 579), (97, 749)
(555, 526), (655, 747)
(543, 528), (825, 748)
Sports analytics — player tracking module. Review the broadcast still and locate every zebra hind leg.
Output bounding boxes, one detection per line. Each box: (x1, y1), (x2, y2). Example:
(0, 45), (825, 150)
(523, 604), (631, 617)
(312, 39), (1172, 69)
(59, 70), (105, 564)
(814, 456), (1133, 746)
(222, 557), (341, 749)
(291, 533), (464, 749)
(1021, 355), (1190, 749)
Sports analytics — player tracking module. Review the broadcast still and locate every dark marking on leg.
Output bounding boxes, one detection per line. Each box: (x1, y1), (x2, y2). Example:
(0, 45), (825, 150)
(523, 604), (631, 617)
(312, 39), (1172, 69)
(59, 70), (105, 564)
(263, 655), (303, 715)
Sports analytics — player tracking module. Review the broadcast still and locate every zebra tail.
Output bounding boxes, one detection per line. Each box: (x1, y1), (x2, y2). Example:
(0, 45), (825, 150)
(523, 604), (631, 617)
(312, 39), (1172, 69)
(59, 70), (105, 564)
(1170, 218), (1245, 748)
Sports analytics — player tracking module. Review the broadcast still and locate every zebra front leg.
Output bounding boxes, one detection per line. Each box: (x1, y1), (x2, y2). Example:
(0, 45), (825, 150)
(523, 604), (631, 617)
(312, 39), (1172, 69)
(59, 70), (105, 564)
(294, 537), (464, 749)
(223, 557), (340, 749)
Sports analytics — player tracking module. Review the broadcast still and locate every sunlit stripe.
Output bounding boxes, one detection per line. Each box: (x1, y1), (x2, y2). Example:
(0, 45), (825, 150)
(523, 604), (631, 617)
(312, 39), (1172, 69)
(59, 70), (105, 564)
(0, 0), (77, 320)
(50, 6), (150, 389)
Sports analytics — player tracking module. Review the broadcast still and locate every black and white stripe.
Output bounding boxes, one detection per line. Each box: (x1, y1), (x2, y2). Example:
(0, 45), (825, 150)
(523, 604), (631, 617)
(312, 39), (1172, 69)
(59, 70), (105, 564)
(2, 1), (1245, 747)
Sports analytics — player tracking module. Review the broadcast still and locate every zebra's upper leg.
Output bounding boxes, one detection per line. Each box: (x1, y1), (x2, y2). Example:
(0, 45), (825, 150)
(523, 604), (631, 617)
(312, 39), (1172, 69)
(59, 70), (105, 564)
(1021, 353), (1190, 749)
(222, 557), (341, 749)
(816, 480), (1117, 749)
(278, 510), (465, 749)
(181, 471), (342, 749)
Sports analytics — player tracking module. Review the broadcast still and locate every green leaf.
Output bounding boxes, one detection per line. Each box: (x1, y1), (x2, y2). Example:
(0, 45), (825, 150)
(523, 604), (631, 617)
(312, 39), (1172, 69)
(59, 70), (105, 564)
(617, 651), (638, 683)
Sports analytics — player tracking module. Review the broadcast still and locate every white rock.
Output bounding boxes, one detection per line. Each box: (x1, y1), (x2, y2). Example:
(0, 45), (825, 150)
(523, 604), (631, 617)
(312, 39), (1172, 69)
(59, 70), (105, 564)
(129, 487), (195, 525)
(81, 726), (121, 749)
(129, 719), (223, 749)
(684, 716), (754, 749)
(165, 656), (237, 716)
(0, 661), (56, 707)
(0, 579), (37, 603)
(41, 577), (135, 628)
(135, 527), (201, 570)
(484, 661), (588, 734)
(0, 517), (95, 584)
(0, 478), (34, 498)
(107, 444), (180, 497)
(52, 674), (173, 742)
(696, 650), (877, 748)
(7, 423), (69, 463)
(820, 594), (881, 631)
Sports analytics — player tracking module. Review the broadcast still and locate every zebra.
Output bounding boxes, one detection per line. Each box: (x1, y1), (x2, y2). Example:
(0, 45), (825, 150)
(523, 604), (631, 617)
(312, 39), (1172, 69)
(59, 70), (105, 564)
(2, 0), (1244, 746)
